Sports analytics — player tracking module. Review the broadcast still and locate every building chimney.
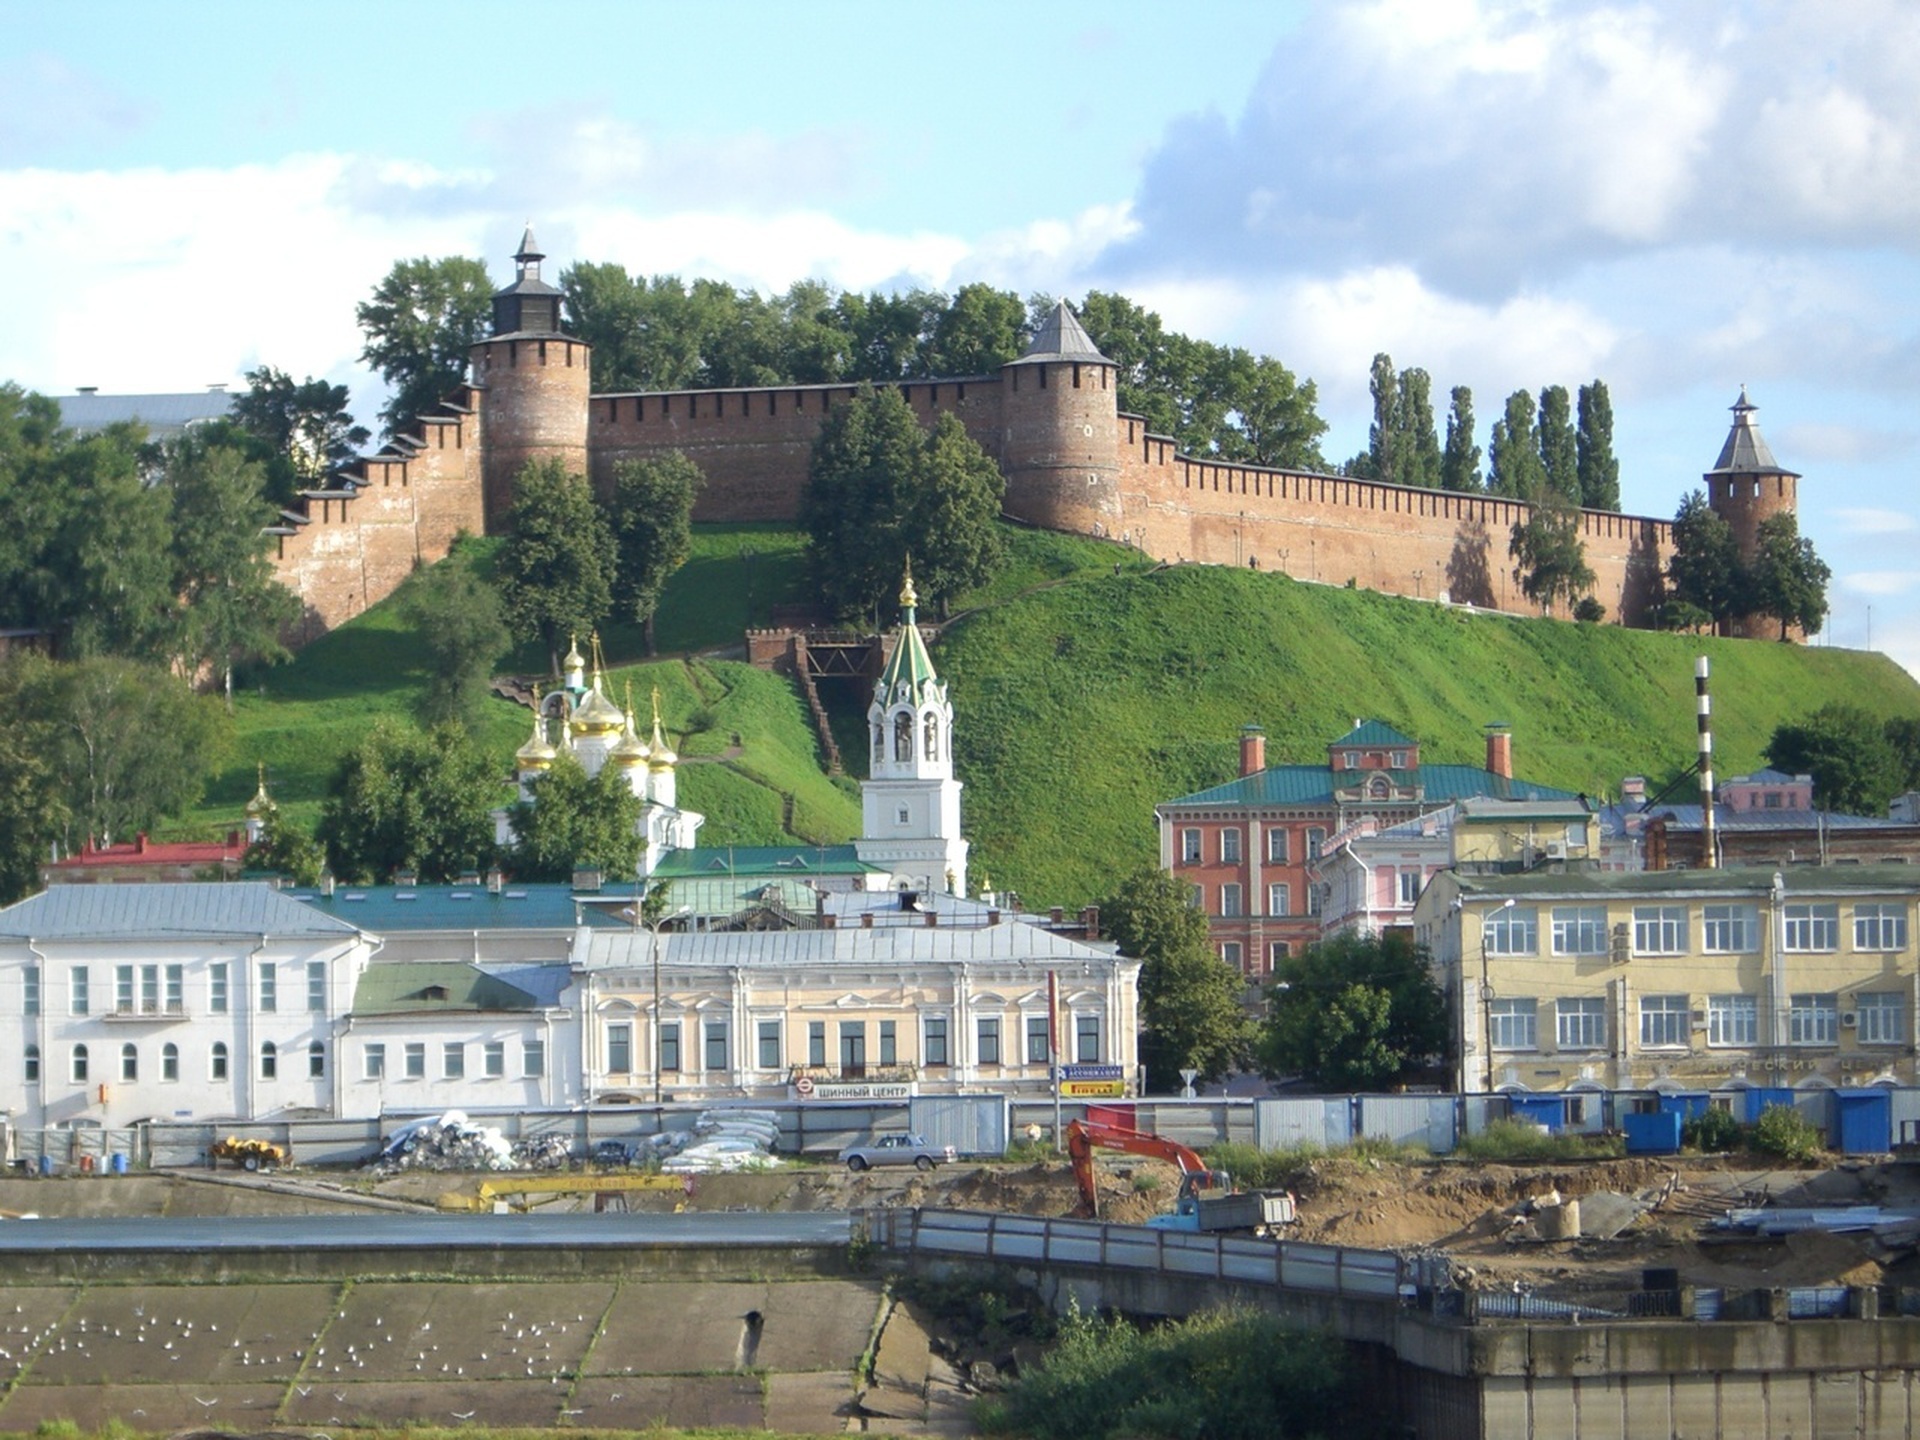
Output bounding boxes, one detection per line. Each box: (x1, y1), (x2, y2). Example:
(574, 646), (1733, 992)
(860, 912), (874, 929)
(1485, 725), (1513, 780)
(988, 908), (1001, 926)
(1621, 775), (1647, 806)
(1239, 724), (1266, 777)
(1081, 905), (1100, 940)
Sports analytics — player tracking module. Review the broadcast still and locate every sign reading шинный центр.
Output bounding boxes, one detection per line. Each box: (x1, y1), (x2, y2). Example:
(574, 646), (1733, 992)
(792, 1080), (916, 1101)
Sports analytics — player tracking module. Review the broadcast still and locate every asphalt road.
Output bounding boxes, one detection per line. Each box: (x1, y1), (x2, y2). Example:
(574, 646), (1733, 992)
(0, 1211), (854, 1252)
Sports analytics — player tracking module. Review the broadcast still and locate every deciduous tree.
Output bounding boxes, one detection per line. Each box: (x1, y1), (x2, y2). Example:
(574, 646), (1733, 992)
(400, 554), (510, 729)
(1576, 380), (1620, 511)
(1487, 390), (1546, 499)
(1766, 705), (1902, 816)
(1440, 385), (1481, 492)
(504, 751), (642, 881)
(1509, 486), (1595, 613)
(1258, 931), (1446, 1091)
(230, 365), (369, 503)
(1537, 384), (1578, 501)
(357, 256), (494, 438)
(1666, 490), (1742, 632)
(610, 452), (705, 653)
(496, 459), (618, 674)
(1099, 867), (1252, 1090)
(317, 720), (500, 883)
(1746, 512), (1830, 640)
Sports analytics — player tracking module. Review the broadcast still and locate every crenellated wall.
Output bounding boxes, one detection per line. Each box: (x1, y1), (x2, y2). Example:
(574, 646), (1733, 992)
(270, 390), (486, 644)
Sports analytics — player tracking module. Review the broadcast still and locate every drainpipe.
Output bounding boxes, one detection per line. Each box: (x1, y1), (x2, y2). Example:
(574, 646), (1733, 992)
(1769, 872), (1788, 1065)
(28, 940), (50, 1132)
(243, 937), (267, 1121)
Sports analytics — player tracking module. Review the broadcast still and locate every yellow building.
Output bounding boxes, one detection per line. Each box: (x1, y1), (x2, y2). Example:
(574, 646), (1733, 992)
(1413, 865), (1920, 1094)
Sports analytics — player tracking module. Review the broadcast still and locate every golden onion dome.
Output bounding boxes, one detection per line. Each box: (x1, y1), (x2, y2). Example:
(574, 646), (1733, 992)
(646, 687), (678, 770)
(515, 689), (559, 770)
(569, 673), (627, 737)
(244, 763), (275, 819)
(610, 704), (651, 769)
(563, 635), (586, 672)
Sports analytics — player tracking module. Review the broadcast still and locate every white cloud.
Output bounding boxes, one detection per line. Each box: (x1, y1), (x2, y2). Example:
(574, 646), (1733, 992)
(1841, 571), (1920, 599)
(1832, 508), (1919, 536)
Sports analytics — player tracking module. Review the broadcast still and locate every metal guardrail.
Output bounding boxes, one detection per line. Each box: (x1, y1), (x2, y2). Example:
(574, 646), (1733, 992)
(871, 1207), (1405, 1303)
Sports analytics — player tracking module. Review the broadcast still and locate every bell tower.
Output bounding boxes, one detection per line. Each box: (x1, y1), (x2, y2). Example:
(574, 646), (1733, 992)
(472, 225), (591, 529)
(854, 567), (969, 896)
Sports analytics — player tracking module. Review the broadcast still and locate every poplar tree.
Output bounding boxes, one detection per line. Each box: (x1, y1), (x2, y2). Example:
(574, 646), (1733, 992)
(1538, 384), (1579, 501)
(1576, 380), (1621, 511)
(1487, 391), (1546, 499)
(1365, 353), (1402, 483)
(1398, 367), (1443, 489)
(1440, 386), (1482, 492)
(611, 452), (705, 654)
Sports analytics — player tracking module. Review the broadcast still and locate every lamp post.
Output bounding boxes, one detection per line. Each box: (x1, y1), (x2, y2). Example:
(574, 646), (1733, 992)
(641, 898), (693, 1107)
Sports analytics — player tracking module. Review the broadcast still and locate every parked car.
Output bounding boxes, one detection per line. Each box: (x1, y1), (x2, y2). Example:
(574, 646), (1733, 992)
(837, 1133), (956, 1172)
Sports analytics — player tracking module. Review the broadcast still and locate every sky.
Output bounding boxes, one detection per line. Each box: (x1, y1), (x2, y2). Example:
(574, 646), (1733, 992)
(3, 0), (1918, 682)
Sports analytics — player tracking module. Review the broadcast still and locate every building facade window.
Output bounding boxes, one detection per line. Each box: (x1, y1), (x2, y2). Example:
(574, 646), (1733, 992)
(1790, 993), (1838, 1046)
(261, 1041), (278, 1080)
(879, 1020), (898, 1065)
(257, 961), (277, 1013)
(441, 1042), (462, 1079)
(1702, 904), (1759, 954)
(1551, 907), (1609, 956)
(839, 1022), (866, 1074)
(701, 1022), (727, 1072)
(1858, 992), (1904, 1045)
(1026, 1016), (1049, 1063)
(1398, 870), (1423, 906)
(209, 962), (228, 1014)
(1219, 941), (1242, 971)
(115, 965), (133, 1013)
(1219, 884), (1243, 917)
(1075, 1014), (1101, 1063)
(1181, 828), (1201, 863)
(1483, 907), (1538, 956)
(24, 1044), (39, 1082)
(1783, 903), (1840, 953)
(977, 1017), (1001, 1065)
(161, 1043), (179, 1081)
(308, 961), (327, 1012)
(1269, 941), (1291, 968)
(607, 1023), (632, 1074)
(120, 1043), (138, 1082)
(1855, 904), (1908, 952)
(757, 1020), (782, 1070)
(363, 1043), (385, 1080)
(23, 965), (38, 1017)
(807, 1021), (825, 1067)
(71, 966), (89, 1016)
(71, 1044), (88, 1083)
(165, 965), (182, 1014)
(1488, 999), (1536, 1052)
(1639, 994), (1690, 1049)
(210, 1042), (228, 1081)
(1220, 829), (1241, 864)
(309, 1042), (326, 1078)
(1708, 994), (1757, 1047)
(1555, 998), (1606, 1050)
(923, 1016), (950, 1067)
(404, 1042), (425, 1079)
(525, 1038), (547, 1078)
(1268, 883), (1291, 917)
(656, 1027), (678, 1075)
(1266, 829), (1289, 863)
(1305, 827), (1326, 859)
(1633, 906), (1687, 956)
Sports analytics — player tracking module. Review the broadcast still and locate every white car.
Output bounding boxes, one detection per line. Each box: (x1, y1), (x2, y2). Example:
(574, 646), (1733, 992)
(837, 1133), (956, 1171)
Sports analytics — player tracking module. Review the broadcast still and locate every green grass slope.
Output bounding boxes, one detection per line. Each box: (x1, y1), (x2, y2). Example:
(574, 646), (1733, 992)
(929, 563), (1920, 908)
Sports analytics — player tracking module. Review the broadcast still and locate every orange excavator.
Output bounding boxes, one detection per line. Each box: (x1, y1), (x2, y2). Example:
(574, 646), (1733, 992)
(1065, 1119), (1295, 1233)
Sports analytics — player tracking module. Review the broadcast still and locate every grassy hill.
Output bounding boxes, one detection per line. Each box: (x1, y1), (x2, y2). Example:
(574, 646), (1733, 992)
(184, 524), (1918, 908)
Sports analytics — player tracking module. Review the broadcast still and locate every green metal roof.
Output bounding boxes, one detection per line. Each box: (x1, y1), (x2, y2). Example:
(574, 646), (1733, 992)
(1163, 763), (1576, 810)
(352, 961), (547, 1016)
(876, 576), (940, 708)
(288, 884), (587, 931)
(1330, 719), (1418, 749)
(647, 845), (878, 879)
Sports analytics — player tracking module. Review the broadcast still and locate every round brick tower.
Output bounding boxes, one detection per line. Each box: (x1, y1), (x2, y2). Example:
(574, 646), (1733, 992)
(472, 225), (591, 529)
(995, 302), (1123, 537)
(1705, 387), (1801, 639)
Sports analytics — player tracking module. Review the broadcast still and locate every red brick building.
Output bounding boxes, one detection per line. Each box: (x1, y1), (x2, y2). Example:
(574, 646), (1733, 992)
(1155, 722), (1577, 979)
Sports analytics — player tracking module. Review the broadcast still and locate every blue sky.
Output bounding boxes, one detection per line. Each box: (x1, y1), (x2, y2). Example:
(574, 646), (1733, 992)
(4, 0), (1918, 686)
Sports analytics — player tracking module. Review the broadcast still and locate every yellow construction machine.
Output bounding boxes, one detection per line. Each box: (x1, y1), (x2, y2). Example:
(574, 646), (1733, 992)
(436, 1171), (696, 1213)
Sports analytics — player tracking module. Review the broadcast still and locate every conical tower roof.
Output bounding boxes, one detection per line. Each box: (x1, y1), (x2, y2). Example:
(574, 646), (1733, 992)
(876, 565), (940, 708)
(646, 687), (677, 770)
(244, 763), (276, 820)
(1707, 387), (1798, 477)
(1009, 300), (1110, 366)
(515, 687), (558, 770)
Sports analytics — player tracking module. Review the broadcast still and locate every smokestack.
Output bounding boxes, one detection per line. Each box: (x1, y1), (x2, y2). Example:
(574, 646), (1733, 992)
(1485, 724), (1513, 780)
(1697, 657), (1717, 868)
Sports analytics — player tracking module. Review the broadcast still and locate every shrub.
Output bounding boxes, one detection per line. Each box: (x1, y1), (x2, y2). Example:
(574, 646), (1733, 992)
(1573, 595), (1607, 623)
(1751, 1103), (1824, 1163)
(1454, 1117), (1623, 1163)
(1683, 1106), (1744, 1153)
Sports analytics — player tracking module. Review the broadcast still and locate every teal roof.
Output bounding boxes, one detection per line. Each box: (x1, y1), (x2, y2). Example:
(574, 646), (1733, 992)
(647, 845), (878, 880)
(352, 961), (552, 1016)
(0, 883), (361, 941)
(288, 883), (587, 931)
(1164, 763), (1576, 810)
(1330, 719), (1418, 749)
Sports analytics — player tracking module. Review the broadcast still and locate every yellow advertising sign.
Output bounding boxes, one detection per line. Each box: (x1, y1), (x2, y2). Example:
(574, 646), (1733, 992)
(1060, 1080), (1127, 1098)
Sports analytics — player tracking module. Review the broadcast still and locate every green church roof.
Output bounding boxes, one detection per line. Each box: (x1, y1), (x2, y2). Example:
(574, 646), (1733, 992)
(1163, 763), (1577, 810)
(876, 569), (939, 707)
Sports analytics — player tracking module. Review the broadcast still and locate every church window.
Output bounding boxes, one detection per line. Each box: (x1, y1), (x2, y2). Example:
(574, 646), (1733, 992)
(894, 712), (913, 761)
(872, 723), (884, 758)
(897, 806), (910, 826)
(924, 714), (939, 761)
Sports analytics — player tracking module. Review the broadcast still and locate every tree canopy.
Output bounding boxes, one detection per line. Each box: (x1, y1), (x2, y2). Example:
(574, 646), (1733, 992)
(228, 365), (369, 504)
(1747, 512), (1830, 640)
(505, 751), (643, 881)
(1099, 867), (1252, 1090)
(1440, 386), (1481, 492)
(357, 256), (493, 438)
(610, 452), (704, 654)
(1258, 931), (1447, 1091)
(1508, 485), (1595, 612)
(400, 553), (510, 729)
(1487, 390), (1546, 499)
(496, 458), (618, 672)
(1576, 380), (1620, 511)
(317, 720), (501, 883)
(1666, 490), (1743, 632)
(800, 384), (1006, 620)
(1765, 704), (1908, 816)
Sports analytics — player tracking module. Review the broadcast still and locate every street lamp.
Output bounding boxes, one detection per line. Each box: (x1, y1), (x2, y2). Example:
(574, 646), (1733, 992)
(639, 897), (693, 1107)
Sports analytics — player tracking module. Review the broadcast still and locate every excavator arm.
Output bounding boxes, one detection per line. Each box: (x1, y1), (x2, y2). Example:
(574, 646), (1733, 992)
(1064, 1120), (1229, 1218)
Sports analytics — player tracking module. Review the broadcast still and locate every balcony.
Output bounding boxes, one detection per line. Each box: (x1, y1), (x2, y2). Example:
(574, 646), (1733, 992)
(103, 1002), (187, 1023)
(786, 1063), (920, 1086)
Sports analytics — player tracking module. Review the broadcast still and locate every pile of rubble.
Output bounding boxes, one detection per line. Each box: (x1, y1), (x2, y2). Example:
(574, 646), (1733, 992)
(660, 1110), (784, 1174)
(370, 1111), (571, 1175)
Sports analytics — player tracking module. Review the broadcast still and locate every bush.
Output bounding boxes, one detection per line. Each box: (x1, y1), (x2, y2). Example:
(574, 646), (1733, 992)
(1454, 1117), (1623, 1163)
(1573, 595), (1607, 623)
(1683, 1105), (1744, 1153)
(1751, 1103), (1824, 1163)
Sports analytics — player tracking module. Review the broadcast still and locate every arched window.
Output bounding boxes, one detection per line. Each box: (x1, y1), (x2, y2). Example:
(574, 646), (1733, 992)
(872, 722), (885, 758)
(120, 1043), (138, 1082)
(71, 1044), (89, 1083)
(161, 1044), (179, 1082)
(308, 1042), (326, 1079)
(924, 713), (939, 761)
(210, 1042), (229, 1081)
(24, 1044), (39, 1082)
(260, 1041), (278, 1080)
(894, 711), (913, 762)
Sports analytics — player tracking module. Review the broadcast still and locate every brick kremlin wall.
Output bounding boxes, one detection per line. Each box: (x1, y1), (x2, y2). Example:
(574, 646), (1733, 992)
(270, 390), (486, 644)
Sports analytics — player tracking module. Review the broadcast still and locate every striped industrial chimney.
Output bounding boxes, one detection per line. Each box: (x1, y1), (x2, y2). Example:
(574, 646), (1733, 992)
(1697, 657), (1716, 869)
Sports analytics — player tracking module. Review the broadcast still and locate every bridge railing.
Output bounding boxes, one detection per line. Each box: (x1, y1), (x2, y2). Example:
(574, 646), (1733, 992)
(870, 1207), (1404, 1303)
